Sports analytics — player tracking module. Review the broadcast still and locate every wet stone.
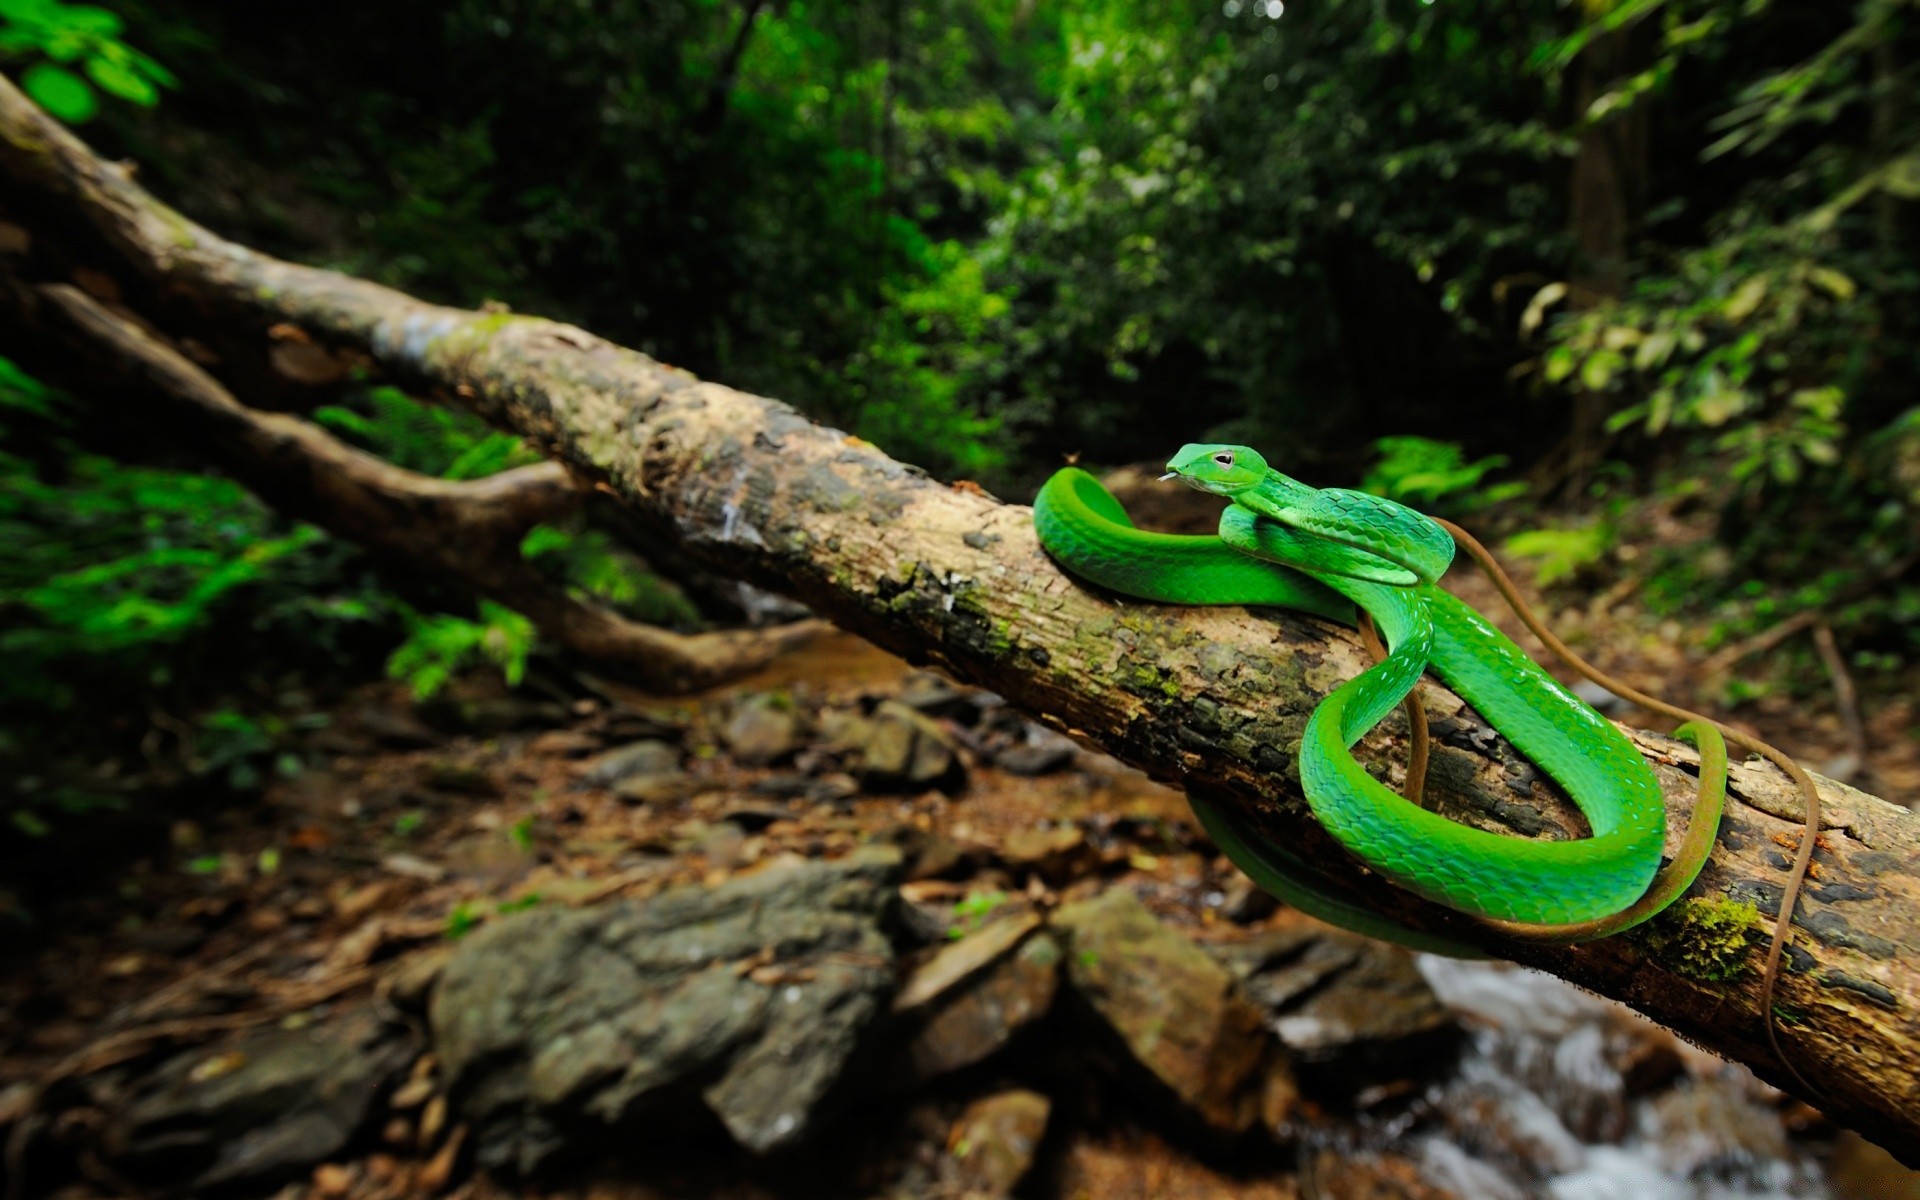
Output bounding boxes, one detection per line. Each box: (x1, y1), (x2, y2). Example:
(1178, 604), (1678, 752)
(946, 1089), (1051, 1197)
(575, 740), (681, 788)
(429, 847), (901, 1171)
(1265, 939), (1457, 1072)
(1000, 824), (1089, 882)
(905, 931), (1060, 1083)
(721, 693), (806, 766)
(1053, 889), (1276, 1134)
(992, 727), (1078, 776)
(895, 671), (976, 721)
(1220, 877), (1279, 925)
(105, 1006), (417, 1192)
(855, 701), (960, 791)
(894, 913), (1043, 1014)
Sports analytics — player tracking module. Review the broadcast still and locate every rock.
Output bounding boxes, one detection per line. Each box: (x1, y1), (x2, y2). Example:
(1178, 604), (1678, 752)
(430, 847), (902, 1170)
(575, 740), (681, 788)
(721, 693), (806, 765)
(992, 726), (1078, 776)
(611, 771), (699, 806)
(1220, 877), (1278, 924)
(1052, 1126), (1299, 1200)
(1267, 942), (1456, 1069)
(106, 1006), (416, 1191)
(993, 742), (1075, 775)
(806, 773), (860, 804)
(381, 853), (448, 883)
(999, 824), (1090, 883)
(382, 947), (452, 1014)
(1571, 679), (1627, 715)
(876, 823), (970, 881)
(0, 1080), (33, 1127)
(894, 913), (1043, 1013)
(1305, 1148), (1465, 1200)
(441, 831), (534, 882)
(896, 672), (976, 721)
(905, 934), (1060, 1083)
(528, 729), (601, 757)
(599, 708), (683, 743)
(1217, 926), (1456, 1089)
(1052, 889), (1275, 1134)
(748, 772), (815, 798)
(947, 1090), (1050, 1197)
(1209, 924), (1350, 1004)
(1436, 1073), (1585, 1176)
(855, 701), (960, 791)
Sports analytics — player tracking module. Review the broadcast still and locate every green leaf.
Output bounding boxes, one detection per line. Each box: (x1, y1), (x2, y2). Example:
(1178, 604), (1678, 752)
(1579, 348), (1623, 392)
(85, 54), (157, 106)
(22, 64), (97, 123)
(1722, 275), (1768, 323)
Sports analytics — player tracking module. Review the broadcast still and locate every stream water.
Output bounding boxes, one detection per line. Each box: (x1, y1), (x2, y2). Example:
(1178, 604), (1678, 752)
(1408, 956), (1828, 1200)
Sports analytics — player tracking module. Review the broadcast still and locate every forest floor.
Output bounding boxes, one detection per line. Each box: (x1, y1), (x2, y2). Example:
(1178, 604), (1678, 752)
(2, 478), (1917, 1200)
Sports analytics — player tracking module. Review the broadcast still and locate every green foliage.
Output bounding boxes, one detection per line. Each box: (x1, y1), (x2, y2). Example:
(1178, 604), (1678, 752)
(313, 386), (536, 480)
(385, 600), (534, 701)
(946, 888), (1009, 939)
(0, 0), (175, 121)
(1362, 437), (1525, 513)
(520, 525), (703, 632)
(1502, 523), (1616, 588)
(1519, 0), (1920, 660)
(0, 356), (380, 716)
(975, 0), (1571, 463)
(1545, 238), (1866, 488)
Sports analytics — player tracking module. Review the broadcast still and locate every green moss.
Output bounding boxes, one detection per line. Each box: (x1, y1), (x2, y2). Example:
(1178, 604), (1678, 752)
(428, 311), (521, 366)
(1636, 895), (1763, 983)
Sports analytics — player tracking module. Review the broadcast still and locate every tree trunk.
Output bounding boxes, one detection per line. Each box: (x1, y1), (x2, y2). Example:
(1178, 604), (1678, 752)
(1562, 2), (1652, 499)
(3, 74), (1918, 1158)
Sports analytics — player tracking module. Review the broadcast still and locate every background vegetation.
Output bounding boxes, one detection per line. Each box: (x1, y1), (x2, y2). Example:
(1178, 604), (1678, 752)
(2, 0), (1916, 860)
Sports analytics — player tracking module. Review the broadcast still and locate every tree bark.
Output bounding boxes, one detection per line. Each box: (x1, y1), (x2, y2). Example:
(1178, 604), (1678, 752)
(3, 75), (1917, 1157)
(1562, 1), (1652, 500)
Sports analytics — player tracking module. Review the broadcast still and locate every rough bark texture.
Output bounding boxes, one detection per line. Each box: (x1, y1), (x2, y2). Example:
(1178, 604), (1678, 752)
(2, 75), (1917, 1156)
(9, 281), (825, 694)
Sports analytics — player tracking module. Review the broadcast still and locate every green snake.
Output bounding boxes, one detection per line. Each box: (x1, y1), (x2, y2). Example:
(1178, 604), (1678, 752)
(1031, 444), (1819, 1041)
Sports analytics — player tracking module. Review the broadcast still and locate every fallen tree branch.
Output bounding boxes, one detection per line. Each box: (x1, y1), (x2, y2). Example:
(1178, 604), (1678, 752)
(3, 75), (1918, 1157)
(1812, 622), (1869, 785)
(16, 280), (824, 694)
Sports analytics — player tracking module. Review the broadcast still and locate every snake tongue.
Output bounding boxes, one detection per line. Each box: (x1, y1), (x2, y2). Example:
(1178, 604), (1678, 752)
(1158, 472), (1178, 482)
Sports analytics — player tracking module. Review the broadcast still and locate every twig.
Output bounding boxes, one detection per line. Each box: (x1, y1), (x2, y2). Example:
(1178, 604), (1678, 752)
(1701, 610), (1822, 676)
(1701, 551), (1919, 676)
(1812, 622), (1868, 784)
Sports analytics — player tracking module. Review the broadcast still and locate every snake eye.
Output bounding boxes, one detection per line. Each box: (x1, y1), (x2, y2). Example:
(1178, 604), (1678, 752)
(1213, 452), (1234, 468)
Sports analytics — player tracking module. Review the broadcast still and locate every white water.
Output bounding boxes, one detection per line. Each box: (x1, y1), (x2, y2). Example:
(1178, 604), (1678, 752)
(1412, 956), (1828, 1200)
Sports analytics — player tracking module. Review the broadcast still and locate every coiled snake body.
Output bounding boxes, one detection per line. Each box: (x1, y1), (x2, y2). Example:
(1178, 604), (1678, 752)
(1034, 444), (1818, 1087)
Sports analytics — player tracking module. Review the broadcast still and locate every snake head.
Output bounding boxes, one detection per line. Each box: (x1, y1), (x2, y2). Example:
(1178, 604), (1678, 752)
(1163, 443), (1268, 496)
